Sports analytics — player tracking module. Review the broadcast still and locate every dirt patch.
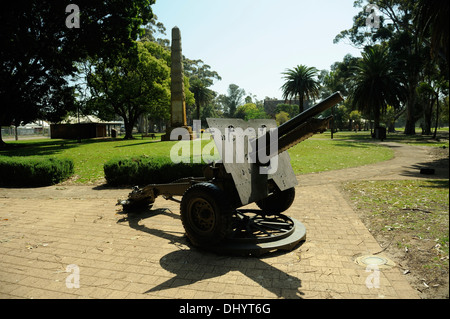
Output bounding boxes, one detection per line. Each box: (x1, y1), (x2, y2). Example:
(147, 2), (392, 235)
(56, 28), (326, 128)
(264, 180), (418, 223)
(341, 177), (449, 299)
(354, 203), (449, 299)
(429, 146), (449, 170)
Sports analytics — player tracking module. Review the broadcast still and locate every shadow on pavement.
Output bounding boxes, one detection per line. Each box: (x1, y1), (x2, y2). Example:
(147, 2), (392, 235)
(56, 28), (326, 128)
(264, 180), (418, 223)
(117, 209), (305, 299)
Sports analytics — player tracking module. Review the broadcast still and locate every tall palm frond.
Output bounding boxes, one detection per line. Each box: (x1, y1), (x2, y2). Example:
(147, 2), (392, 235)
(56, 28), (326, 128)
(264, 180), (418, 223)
(281, 65), (320, 113)
(350, 45), (405, 130)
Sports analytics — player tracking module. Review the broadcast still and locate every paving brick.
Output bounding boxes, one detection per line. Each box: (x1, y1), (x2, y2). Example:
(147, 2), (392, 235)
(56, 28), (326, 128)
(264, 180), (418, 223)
(105, 289), (131, 299)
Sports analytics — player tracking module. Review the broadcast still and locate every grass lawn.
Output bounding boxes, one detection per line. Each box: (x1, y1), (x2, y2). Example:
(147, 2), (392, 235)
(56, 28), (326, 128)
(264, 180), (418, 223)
(1, 137), (180, 184)
(0, 133), (394, 184)
(288, 138), (393, 174)
(316, 128), (450, 148)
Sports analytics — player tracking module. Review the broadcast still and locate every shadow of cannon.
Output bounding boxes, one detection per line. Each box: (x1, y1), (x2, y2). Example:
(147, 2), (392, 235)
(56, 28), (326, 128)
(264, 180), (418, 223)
(117, 209), (305, 299)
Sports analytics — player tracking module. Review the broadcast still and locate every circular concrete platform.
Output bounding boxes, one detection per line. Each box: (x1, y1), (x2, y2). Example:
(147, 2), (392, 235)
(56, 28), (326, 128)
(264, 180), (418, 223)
(210, 211), (306, 256)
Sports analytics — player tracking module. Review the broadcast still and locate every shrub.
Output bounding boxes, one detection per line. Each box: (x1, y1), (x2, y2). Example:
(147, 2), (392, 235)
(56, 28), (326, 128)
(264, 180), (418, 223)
(0, 157), (74, 187)
(104, 156), (205, 186)
(276, 111), (290, 125)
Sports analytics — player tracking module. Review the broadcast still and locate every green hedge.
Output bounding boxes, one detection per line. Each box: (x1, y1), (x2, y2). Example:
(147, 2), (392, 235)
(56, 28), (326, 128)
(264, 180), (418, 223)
(104, 156), (205, 186)
(0, 157), (74, 187)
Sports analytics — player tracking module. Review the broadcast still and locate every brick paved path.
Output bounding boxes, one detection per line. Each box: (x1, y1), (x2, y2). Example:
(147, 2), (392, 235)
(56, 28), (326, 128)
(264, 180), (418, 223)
(1, 142), (444, 299)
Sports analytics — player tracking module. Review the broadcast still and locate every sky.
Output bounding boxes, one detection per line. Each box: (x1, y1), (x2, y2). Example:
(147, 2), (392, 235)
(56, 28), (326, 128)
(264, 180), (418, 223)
(152, 0), (363, 100)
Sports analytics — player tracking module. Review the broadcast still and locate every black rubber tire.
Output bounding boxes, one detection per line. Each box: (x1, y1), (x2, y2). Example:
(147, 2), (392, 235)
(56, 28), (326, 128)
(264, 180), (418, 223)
(256, 187), (296, 215)
(180, 183), (233, 248)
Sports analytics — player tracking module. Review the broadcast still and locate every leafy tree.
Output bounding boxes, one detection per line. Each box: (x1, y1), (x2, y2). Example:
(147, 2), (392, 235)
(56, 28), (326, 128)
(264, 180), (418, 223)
(0, 0), (155, 147)
(275, 104), (299, 119)
(334, 104), (352, 131)
(318, 55), (360, 134)
(184, 59), (222, 87)
(381, 105), (398, 133)
(235, 103), (268, 121)
(220, 84), (246, 117)
(140, 14), (170, 49)
(441, 96), (449, 128)
(281, 65), (321, 113)
(235, 103), (257, 120)
(246, 108), (269, 120)
(349, 45), (405, 131)
(138, 17), (221, 124)
(199, 96), (222, 125)
(433, 81), (449, 138)
(86, 41), (171, 139)
(319, 54), (360, 99)
(349, 110), (363, 131)
(189, 78), (214, 120)
(416, 77), (449, 137)
(415, 0), (449, 64)
(139, 38), (195, 124)
(183, 59), (221, 122)
(334, 0), (428, 135)
(417, 82), (438, 135)
(41, 85), (78, 124)
(414, 0), (449, 138)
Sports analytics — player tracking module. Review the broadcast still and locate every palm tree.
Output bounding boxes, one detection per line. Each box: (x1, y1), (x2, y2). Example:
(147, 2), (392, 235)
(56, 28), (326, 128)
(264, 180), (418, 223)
(350, 45), (405, 132)
(281, 65), (320, 113)
(189, 78), (213, 120)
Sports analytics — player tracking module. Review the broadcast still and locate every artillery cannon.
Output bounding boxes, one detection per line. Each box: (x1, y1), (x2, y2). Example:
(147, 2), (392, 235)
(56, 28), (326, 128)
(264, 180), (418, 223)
(118, 92), (344, 255)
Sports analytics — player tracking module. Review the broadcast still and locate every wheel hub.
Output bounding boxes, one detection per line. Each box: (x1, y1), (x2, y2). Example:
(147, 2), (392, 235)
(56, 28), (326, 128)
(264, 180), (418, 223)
(190, 199), (215, 233)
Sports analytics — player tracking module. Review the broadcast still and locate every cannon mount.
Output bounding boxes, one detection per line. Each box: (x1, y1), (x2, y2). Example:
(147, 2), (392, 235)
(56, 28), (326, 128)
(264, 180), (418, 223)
(118, 92), (344, 256)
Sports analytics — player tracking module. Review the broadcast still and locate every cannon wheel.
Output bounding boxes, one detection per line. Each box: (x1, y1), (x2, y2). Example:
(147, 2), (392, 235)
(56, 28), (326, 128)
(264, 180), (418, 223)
(256, 187), (296, 215)
(180, 183), (233, 248)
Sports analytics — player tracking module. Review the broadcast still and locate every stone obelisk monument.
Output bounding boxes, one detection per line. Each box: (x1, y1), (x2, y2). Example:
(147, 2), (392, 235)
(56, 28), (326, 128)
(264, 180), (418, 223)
(162, 26), (192, 141)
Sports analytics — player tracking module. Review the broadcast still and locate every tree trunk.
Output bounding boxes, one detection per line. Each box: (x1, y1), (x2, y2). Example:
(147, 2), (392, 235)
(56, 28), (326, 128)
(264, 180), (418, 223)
(423, 107), (433, 135)
(144, 116), (149, 135)
(422, 95), (435, 135)
(124, 121), (134, 140)
(374, 111), (380, 130)
(372, 107), (381, 139)
(404, 81), (418, 135)
(118, 105), (139, 140)
(433, 93), (440, 140)
(137, 115), (144, 134)
(388, 121), (396, 133)
(121, 112), (134, 140)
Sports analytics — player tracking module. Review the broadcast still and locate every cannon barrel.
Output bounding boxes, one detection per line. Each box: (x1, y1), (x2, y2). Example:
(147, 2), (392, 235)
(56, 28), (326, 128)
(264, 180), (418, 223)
(277, 92), (344, 138)
(257, 92), (344, 159)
